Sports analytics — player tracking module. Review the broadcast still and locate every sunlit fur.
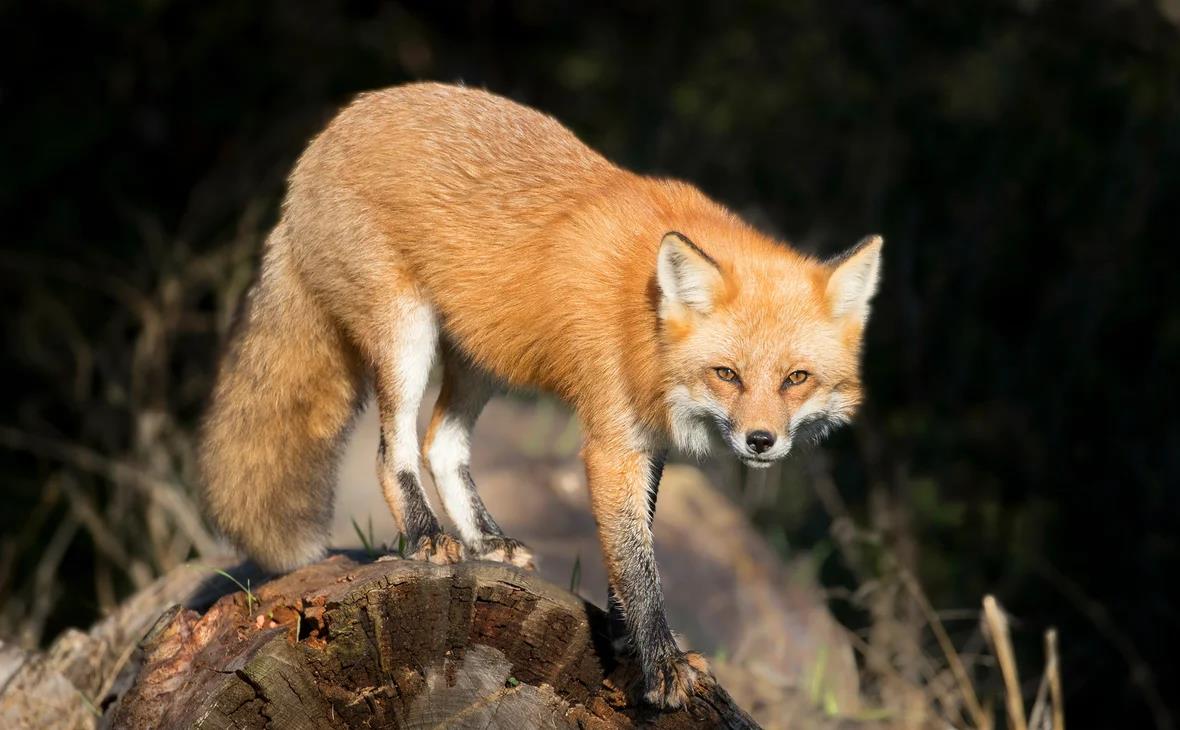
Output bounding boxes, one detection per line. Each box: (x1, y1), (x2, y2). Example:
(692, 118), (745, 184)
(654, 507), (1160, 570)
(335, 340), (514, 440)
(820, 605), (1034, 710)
(198, 82), (881, 707)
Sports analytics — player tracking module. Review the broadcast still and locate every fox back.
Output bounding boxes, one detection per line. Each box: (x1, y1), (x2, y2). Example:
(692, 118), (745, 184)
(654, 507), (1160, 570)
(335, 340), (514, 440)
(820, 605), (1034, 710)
(282, 83), (878, 441)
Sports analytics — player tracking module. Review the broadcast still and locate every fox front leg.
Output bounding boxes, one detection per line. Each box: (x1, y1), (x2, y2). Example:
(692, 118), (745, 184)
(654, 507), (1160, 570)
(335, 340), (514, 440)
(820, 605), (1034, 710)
(584, 438), (712, 709)
(607, 451), (665, 643)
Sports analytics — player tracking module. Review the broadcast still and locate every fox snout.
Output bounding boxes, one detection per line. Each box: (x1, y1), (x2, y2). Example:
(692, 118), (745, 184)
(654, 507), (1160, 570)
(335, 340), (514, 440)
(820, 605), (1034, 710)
(737, 428), (783, 468)
(728, 425), (791, 468)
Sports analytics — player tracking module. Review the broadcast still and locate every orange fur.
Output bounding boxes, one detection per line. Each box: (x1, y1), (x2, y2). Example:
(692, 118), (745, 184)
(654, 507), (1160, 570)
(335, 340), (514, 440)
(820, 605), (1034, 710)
(199, 82), (882, 708)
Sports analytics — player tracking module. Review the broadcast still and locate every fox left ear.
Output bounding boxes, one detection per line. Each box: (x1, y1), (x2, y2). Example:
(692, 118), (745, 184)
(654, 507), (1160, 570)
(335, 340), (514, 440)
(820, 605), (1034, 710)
(657, 232), (723, 317)
(826, 235), (883, 323)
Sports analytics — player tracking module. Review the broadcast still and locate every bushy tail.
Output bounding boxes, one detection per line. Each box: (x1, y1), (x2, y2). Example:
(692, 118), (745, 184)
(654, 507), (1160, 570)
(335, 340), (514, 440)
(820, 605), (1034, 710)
(199, 223), (365, 572)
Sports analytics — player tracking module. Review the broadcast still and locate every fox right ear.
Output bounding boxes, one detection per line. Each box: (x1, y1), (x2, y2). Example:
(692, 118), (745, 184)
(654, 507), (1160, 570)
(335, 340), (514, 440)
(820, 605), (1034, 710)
(657, 232), (723, 317)
(826, 234), (884, 323)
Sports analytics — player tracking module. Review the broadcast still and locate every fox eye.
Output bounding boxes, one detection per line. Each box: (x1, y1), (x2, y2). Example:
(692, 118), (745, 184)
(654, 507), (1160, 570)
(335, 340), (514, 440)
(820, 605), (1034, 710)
(783, 370), (809, 387)
(714, 367), (740, 384)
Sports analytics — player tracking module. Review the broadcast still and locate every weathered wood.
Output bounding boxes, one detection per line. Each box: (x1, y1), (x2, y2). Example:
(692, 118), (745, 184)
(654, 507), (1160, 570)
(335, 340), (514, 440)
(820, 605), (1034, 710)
(0, 555), (263, 730)
(111, 555), (761, 729)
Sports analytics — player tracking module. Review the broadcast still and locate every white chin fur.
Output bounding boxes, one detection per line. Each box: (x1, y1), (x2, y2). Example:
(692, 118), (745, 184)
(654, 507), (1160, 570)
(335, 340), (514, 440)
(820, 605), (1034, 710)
(741, 458), (776, 469)
(730, 431), (791, 465)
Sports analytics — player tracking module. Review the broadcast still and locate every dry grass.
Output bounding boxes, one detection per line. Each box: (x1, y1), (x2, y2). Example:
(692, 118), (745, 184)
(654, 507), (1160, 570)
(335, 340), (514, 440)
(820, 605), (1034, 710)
(0, 199), (264, 646)
(774, 448), (1069, 730)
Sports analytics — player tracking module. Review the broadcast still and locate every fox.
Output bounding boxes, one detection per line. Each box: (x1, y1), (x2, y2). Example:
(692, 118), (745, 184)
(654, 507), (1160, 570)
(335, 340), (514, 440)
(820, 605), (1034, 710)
(198, 82), (882, 709)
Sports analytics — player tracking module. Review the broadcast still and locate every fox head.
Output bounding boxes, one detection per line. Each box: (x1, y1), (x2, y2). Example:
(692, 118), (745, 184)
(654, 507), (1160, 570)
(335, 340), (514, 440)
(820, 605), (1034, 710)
(656, 230), (882, 468)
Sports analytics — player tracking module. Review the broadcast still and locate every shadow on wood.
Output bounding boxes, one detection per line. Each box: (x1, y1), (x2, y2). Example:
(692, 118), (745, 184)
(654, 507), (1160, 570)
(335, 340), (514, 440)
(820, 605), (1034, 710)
(109, 555), (760, 729)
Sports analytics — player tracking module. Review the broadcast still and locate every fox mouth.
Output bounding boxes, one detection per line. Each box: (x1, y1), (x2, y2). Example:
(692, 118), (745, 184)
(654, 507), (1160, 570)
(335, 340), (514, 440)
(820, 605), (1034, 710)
(739, 455), (776, 469)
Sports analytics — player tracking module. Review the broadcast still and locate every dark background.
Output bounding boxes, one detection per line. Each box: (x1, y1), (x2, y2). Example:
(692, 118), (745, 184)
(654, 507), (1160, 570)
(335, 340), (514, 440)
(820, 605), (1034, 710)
(2, 1), (1177, 727)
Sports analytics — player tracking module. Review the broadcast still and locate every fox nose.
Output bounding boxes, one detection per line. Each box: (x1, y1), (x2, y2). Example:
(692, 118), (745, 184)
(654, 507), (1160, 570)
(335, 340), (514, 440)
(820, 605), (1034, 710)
(746, 430), (775, 454)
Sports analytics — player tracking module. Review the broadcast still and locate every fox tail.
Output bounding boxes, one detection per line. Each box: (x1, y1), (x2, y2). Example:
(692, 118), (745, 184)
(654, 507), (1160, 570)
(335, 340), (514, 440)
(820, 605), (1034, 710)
(198, 221), (365, 571)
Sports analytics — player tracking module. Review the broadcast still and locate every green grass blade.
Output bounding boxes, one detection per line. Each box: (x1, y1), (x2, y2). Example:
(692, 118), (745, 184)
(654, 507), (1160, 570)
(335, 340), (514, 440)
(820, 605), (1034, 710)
(191, 564), (258, 615)
(569, 554), (581, 593)
(351, 516), (375, 558)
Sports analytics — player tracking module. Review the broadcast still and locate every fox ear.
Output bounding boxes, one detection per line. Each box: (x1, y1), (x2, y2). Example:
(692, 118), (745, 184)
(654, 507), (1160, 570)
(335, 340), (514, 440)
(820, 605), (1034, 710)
(826, 235), (883, 322)
(657, 232), (722, 316)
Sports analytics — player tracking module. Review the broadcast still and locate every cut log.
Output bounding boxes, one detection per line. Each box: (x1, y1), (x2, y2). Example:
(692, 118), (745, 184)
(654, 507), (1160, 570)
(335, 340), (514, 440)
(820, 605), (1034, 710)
(109, 555), (760, 729)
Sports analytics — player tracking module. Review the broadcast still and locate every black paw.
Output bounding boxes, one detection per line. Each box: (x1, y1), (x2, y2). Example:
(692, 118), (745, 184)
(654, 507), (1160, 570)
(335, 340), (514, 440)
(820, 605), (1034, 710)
(643, 650), (713, 709)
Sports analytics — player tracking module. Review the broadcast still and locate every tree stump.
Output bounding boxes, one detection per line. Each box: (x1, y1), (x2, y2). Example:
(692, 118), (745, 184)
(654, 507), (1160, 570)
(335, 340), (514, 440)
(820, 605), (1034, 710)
(109, 554), (760, 729)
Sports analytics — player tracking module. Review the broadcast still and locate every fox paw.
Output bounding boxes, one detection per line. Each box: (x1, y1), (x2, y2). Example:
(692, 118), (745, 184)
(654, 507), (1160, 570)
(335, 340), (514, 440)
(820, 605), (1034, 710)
(643, 651), (713, 709)
(476, 536), (536, 571)
(407, 533), (466, 565)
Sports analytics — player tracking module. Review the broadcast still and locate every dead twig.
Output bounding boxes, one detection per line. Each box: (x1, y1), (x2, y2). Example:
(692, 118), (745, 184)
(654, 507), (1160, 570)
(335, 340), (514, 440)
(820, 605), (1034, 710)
(0, 426), (218, 558)
(982, 595), (1026, 730)
(1047, 629), (1064, 730)
(1027, 627), (1066, 730)
(901, 570), (990, 730)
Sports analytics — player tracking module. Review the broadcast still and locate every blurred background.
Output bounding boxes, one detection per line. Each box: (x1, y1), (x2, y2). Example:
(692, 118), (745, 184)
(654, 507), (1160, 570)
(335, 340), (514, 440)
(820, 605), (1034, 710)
(2, 1), (1178, 728)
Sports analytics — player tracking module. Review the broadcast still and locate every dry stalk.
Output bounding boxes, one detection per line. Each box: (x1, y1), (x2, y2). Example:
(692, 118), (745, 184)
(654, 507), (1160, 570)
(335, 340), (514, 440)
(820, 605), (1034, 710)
(1027, 627), (1067, 730)
(982, 595), (1026, 730)
(1027, 662), (1050, 730)
(1046, 629), (1063, 730)
(0, 194), (264, 646)
(23, 499), (80, 647)
(0, 426), (218, 557)
(900, 570), (990, 730)
(834, 619), (966, 730)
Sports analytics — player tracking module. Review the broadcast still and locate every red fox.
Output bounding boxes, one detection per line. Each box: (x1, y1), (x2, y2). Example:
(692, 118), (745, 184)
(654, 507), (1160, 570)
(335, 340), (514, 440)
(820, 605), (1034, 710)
(199, 82), (882, 709)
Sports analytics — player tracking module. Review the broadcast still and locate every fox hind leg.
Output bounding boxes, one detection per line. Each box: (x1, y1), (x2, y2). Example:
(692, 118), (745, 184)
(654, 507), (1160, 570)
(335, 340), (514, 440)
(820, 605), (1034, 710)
(373, 298), (464, 565)
(423, 344), (535, 570)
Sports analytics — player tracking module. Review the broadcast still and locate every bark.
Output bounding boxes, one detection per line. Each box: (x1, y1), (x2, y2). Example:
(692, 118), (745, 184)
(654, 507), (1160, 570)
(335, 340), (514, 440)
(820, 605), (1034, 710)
(109, 555), (760, 729)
